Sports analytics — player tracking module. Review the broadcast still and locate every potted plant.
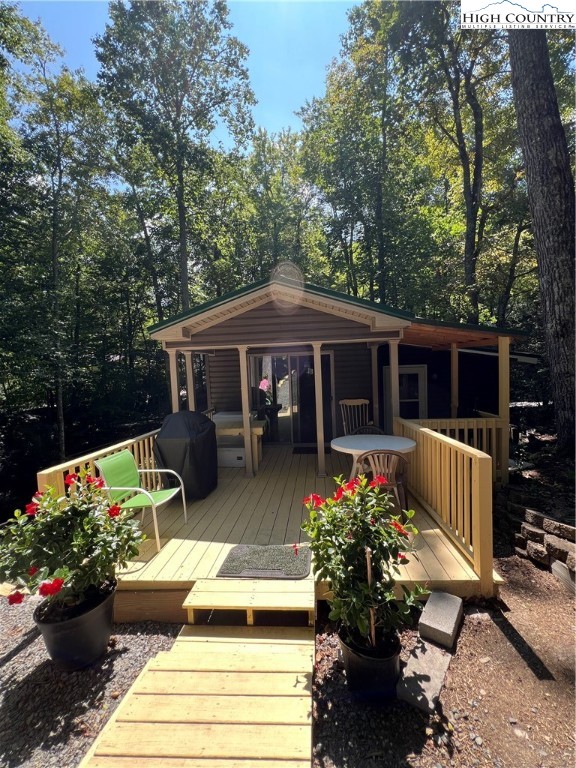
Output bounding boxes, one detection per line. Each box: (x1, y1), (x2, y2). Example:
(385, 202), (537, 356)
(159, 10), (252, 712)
(302, 474), (427, 698)
(0, 469), (145, 670)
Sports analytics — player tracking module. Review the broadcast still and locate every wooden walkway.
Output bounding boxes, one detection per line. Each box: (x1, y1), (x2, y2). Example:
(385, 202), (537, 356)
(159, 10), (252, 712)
(79, 624), (315, 768)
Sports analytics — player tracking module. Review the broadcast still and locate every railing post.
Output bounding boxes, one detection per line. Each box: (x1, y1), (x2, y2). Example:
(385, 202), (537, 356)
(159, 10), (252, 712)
(472, 454), (494, 597)
(36, 468), (65, 496)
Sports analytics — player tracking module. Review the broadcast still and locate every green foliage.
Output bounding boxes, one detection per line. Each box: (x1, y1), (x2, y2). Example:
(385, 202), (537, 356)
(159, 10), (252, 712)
(302, 476), (427, 649)
(0, 470), (145, 607)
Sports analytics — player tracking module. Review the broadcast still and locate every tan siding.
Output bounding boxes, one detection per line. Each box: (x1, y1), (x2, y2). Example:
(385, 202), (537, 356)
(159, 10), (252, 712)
(332, 345), (372, 435)
(207, 350), (241, 411)
(181, 302), (393, 346)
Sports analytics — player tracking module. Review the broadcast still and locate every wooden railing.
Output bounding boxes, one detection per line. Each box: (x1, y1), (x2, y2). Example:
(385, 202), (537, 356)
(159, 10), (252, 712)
(412, 417), (507, 483)
(394, 417), (494, 596)
(36, 430), (160, 496)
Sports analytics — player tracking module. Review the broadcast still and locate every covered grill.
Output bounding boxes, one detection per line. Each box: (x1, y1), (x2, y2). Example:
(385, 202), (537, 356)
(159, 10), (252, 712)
(153, 411), (217, 499)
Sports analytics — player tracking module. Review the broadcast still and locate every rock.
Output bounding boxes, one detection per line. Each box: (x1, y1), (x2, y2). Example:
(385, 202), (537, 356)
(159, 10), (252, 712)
(544, 534), (576, 563)
(567, 553), (576, 572)
(514, 532), (527, 548)
(521, 522), (545, 543)
(514, 546), (528, 559)
(542, 518), (576, 542)
(551, 559), (575, 593)
(418, 591), (463, 649)
(526, 540), (550, 566)
(475, 736), (483, 746)
(396, 638), (451, 713)
(524, 509), (545, 527)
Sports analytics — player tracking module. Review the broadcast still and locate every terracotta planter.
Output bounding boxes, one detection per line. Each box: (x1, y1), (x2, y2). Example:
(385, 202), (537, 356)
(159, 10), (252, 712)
(339, 628), (401, 700)
(33, 582), (116, 671)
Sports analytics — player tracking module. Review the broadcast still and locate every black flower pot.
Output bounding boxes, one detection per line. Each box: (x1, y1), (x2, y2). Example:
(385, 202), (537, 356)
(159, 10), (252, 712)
(339, 628), (401, 701)
(33, 582), (116, 671)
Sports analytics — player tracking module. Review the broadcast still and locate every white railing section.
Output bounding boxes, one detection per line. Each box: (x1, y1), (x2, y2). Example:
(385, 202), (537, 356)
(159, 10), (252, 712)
(394, 417), (494, 596)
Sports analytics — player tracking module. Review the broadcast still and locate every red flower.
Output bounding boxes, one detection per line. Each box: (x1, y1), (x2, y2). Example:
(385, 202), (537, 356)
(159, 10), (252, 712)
(64, 473), (79, 486)
(33, 491), (43, 500)
(333, 486), (344, 501)
(27, 566), (38, 576)
(92, 477), (105, 489)
(344, 478), (360, 492)
(303, 493), (325, 508)
(391, 520), (408, 536)
(8, 591), (24, 605)
(108, 505), (121, 518)
(85, 474), (96, 484)
(38, 578), (65, 597)
(370, 518), (376, 525)
(369, 475), (387, 487)
(25, 502), (39, 516)
(398, 553), (407, 561)
(292, 543), (299, 557)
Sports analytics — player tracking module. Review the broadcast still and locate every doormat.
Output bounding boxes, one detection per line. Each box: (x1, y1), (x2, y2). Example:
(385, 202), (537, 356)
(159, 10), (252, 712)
(216, 544), (311, 579)
(292, 447), (331, 455)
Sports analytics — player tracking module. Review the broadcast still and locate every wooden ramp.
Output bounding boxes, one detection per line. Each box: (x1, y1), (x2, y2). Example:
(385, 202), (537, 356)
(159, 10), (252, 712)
(79, 624), (315, 768)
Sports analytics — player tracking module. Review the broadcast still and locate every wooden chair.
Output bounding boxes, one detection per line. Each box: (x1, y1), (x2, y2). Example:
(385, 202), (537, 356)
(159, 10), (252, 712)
(339, 399), (370, 435)
(351, 425), (385, 435)
(95, 449), (187, 553)
(352, 449), (408, 511)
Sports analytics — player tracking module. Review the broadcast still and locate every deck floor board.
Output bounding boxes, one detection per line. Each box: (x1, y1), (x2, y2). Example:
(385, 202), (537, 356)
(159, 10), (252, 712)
(117, 445), (479, 598)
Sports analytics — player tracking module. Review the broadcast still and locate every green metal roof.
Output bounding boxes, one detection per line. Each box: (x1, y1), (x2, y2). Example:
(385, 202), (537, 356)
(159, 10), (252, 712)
(148, 278), (527, 338)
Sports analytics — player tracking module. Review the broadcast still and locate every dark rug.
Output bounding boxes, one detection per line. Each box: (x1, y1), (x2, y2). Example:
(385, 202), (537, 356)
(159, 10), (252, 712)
(216, 543), (311, 579)
(292, 447), (331, 455)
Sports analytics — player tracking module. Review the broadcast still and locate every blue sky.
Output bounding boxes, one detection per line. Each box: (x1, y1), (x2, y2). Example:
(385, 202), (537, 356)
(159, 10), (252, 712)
(19, 0), (360, 135)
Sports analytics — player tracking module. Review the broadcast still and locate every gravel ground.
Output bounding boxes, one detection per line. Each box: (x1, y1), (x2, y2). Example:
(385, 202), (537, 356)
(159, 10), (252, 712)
(0, 596), (179, 768)
(1, 553), (574, 768)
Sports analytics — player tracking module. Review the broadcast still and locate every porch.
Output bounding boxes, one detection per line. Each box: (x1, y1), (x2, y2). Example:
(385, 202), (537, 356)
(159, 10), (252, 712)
(37, 425), (499, 623)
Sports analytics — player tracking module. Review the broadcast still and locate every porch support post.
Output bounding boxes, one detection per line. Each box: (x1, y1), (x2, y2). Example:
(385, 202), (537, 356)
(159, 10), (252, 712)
(184, 352), (196, 411)
(312, 342), (326, 477)
(167, 349), (179, 413)
(388, 339), (400, 432)
(451, 343), (459, 418)
(370, 344), (380, 426)
(498, 335), (510, 485)
(238, 345), (254, 478)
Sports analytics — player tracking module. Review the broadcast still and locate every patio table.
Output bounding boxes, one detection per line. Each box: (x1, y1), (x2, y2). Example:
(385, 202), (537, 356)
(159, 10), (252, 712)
(330, 434), (416, 480)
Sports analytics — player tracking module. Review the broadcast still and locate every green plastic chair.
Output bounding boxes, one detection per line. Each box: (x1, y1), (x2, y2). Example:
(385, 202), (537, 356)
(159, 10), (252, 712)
(95, 449), (187, 553)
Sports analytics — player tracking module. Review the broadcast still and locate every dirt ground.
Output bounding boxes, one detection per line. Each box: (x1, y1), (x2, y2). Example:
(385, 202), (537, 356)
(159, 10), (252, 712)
(313, 554), (574, 768)
(313, 445), (575, 768)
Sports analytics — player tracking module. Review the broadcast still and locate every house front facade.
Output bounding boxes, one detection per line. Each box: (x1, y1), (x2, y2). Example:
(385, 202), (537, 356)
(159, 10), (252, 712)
(149, 277), (521, 482)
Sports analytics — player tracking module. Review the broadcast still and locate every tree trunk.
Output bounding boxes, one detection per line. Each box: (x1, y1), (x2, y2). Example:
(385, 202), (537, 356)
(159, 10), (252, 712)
(508, 30), (575, 455)
(175, 158), (190, 312)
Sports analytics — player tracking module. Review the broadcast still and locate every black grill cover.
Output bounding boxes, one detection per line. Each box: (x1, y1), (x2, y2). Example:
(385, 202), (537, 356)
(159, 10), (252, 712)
(153, 412), (217, 499)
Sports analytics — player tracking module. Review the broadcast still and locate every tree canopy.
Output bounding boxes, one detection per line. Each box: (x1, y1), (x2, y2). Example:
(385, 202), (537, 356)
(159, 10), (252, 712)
(0, 0), (573, 515)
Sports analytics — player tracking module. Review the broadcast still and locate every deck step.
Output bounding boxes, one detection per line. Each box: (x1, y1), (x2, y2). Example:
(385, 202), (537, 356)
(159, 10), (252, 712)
(183, 578), (316, 627)
(78, 626), (315, 768)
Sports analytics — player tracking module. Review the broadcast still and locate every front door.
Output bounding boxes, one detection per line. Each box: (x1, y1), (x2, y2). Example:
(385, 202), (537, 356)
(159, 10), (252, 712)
(250, 353), (333, 445)
(383, 364), (428, 429)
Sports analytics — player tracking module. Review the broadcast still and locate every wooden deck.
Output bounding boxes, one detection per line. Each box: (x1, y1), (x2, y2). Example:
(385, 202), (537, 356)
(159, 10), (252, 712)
(114, 444), (486, 623)
(78, 625), (314, 768)
(78, 443), (496, 768)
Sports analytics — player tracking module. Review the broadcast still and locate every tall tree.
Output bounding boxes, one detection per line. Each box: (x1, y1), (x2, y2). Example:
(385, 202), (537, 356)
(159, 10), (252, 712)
(508, 30), (575, 455)
(95, 0), (254, 312)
